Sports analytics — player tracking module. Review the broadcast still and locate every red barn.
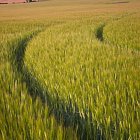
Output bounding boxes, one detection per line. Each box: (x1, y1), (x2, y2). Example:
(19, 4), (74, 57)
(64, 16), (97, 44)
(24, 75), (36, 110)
(0, 0), (27, 4)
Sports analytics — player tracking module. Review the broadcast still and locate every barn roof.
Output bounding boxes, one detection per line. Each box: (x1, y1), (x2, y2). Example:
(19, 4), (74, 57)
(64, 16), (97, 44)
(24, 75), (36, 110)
(0, 0), (26, 4)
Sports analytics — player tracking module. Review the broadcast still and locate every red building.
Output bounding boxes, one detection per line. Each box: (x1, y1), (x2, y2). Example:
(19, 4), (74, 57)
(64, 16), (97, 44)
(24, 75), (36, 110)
(0, 0), (27, 4)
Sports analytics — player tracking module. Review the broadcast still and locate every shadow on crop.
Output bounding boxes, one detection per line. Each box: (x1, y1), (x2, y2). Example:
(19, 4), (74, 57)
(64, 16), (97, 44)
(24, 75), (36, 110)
(95, 23), (105, 42)
(11, 28), (105, 140)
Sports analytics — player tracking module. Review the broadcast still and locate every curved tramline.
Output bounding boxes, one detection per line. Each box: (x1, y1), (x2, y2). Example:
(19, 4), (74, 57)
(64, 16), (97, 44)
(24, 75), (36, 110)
(24, 17), (140, 139)
(0, 22), (77, 140)
(0, 0), (140, 139)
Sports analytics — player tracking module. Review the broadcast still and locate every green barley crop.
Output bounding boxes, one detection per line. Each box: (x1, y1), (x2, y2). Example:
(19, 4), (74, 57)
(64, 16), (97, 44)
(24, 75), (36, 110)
(0, 22), (77, 140)
(103, 13), (140, 50)
(0, 0), (140, 139)
(25, 15), (140, 139)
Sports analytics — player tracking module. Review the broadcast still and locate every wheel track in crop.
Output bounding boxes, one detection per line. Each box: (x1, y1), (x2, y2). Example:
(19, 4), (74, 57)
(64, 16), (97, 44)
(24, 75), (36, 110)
(11, 13), (137, 139)
(10, 16), (129, 139)
(11, 24), (105, 140)
(95, 23), (105, 41)
(95, 12), (137, 44)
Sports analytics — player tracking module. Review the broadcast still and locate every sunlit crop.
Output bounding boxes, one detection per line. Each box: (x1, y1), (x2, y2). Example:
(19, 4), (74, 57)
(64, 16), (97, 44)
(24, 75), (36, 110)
(0, 0), (140, 139)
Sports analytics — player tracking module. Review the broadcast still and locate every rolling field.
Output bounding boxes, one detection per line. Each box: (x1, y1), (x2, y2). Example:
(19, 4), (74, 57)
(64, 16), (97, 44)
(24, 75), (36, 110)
(0, 0), (140, 139)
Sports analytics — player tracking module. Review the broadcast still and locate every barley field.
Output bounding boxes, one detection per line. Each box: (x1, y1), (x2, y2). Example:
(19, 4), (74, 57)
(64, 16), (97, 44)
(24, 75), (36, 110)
(0, 0), (140, 139)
